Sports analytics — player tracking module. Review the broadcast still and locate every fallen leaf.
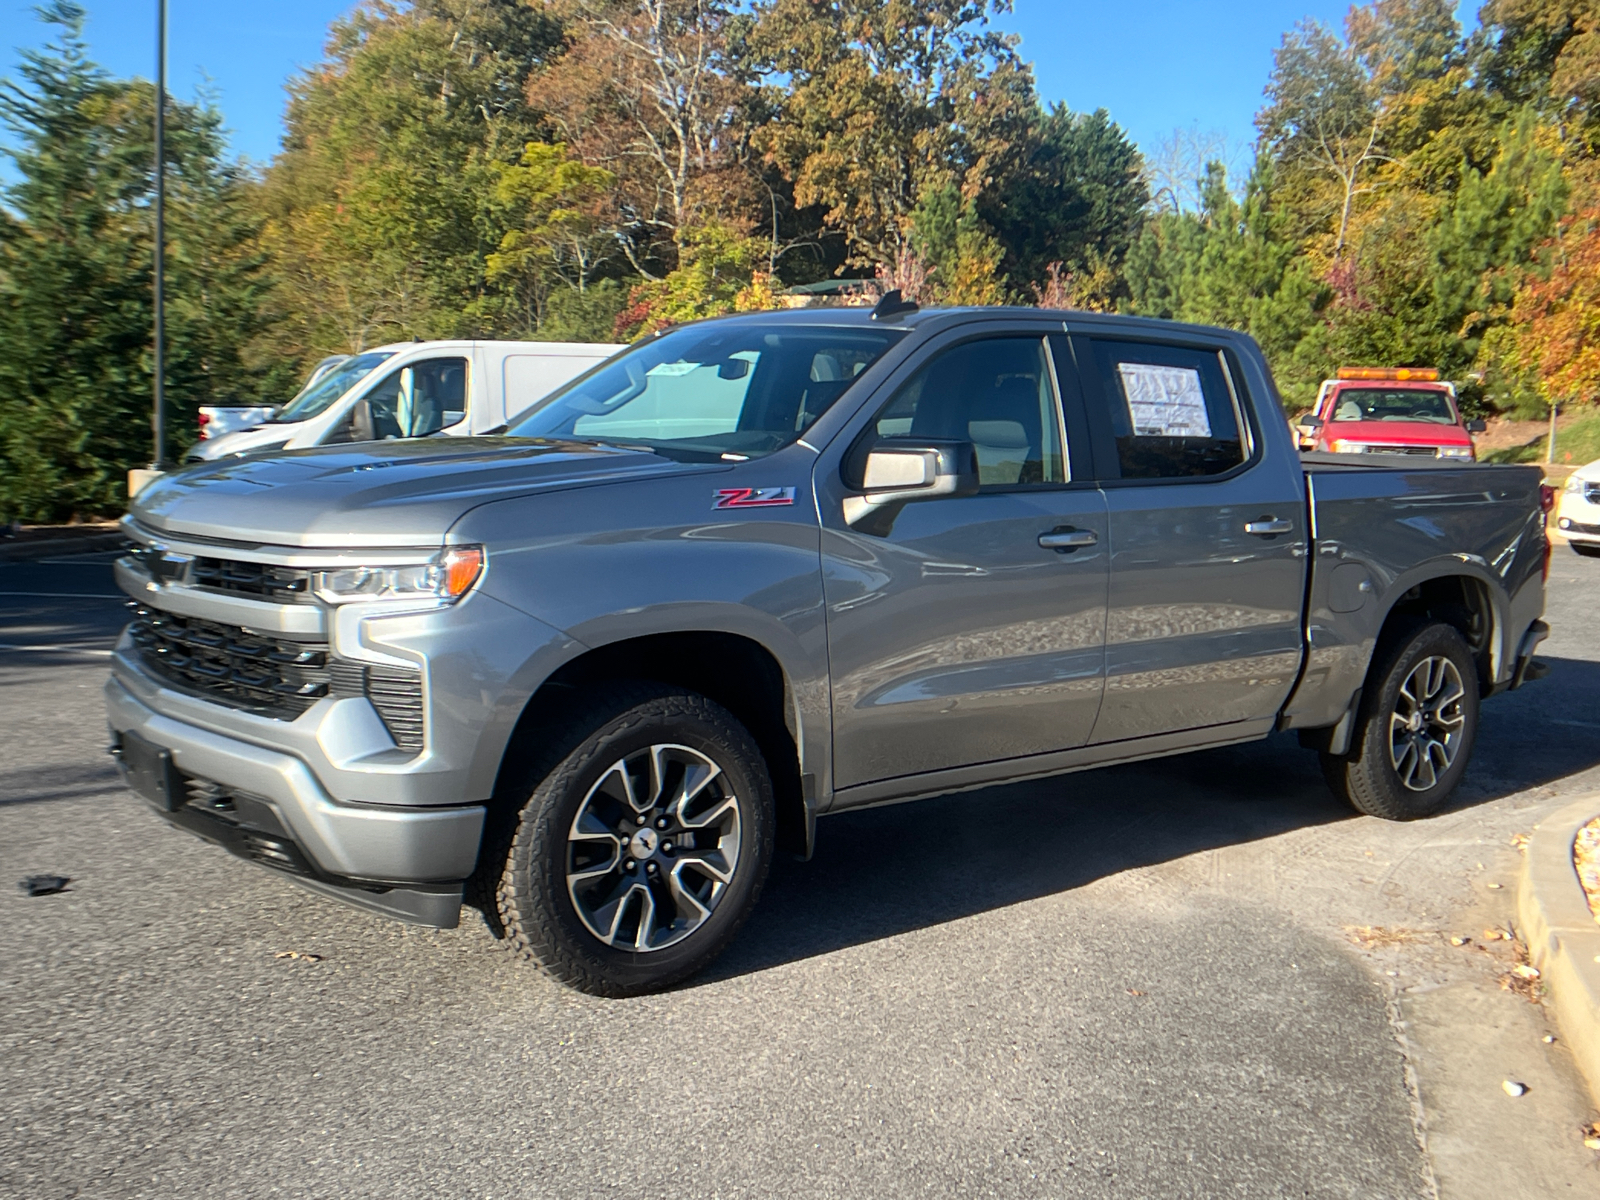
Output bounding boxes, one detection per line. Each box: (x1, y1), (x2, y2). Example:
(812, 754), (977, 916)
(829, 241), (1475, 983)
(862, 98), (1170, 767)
(1487, 882), (1504, 889)
(1502, 1080), (1528, 1097)
(274, 951), (324, 963)
(1512, 963), (1541, 980)
(1483, 928), (1510, 941)
(1544, 1034), (1558, 1044)
(1126, 988), (1146, 997)
(1583, 1121), (1600, 1150)
(1511, 833), (1530, 852)
(1450, 936), (1472, 947)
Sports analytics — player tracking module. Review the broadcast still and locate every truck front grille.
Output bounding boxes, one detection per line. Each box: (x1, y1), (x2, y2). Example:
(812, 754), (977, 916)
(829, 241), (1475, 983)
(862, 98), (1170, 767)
(191, 557), (313, 601)
(1357, 444), (1440, 456)
(127, 604), (330, 718)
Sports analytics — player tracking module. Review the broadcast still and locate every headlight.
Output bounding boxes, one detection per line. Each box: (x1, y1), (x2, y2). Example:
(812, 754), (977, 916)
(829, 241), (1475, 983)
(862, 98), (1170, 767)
(1437, 446), (1474, 459)
(313, 546), (484, 606)
(1566, 476), (1585, 493)
(1330, 439), (1361, 453)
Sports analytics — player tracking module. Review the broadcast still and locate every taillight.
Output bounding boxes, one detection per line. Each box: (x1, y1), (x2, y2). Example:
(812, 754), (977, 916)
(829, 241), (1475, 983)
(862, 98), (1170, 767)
(197, 411), (210, 441)
(1540, 484), (1555, 580)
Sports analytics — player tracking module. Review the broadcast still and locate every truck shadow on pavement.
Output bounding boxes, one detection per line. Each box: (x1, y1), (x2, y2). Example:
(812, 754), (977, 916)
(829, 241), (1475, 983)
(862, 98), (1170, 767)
(704, 653), (1600, 984)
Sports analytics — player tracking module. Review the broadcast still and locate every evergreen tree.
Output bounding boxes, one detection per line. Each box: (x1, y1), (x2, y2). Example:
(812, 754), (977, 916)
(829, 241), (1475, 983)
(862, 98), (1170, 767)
(0, 2), (279, 520)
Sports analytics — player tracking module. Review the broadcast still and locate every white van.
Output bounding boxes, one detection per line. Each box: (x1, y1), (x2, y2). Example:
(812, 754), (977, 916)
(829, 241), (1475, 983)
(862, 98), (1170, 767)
(186, 339), (624, 463)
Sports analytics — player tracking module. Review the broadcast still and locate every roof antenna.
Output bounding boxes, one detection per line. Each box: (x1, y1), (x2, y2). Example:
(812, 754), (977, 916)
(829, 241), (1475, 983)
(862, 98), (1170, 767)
(871, 288), (920, 321)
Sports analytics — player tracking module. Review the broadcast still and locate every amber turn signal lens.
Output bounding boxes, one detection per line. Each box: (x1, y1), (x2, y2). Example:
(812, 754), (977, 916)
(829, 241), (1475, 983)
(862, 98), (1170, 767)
(441, 546), (484, 597)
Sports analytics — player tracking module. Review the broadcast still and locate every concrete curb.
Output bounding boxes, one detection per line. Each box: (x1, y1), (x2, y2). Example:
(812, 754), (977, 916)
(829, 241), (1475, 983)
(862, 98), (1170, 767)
(0, 533), (127, 562)
(1518, 794), (1600, 1108)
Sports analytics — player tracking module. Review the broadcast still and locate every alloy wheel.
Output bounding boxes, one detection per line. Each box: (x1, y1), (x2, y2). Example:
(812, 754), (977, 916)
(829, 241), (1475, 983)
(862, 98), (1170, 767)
(1388, 655), (1466, 792)
(566, 743), (742, 952)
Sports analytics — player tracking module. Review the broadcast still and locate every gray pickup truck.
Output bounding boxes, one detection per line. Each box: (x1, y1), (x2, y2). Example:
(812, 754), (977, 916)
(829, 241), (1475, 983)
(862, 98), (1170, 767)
(108, 302), (1550, 995)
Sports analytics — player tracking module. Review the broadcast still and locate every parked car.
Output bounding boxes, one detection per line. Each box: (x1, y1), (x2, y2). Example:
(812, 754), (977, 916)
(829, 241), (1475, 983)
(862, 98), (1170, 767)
(197, 355), (349, 443)
(109, 301), (1549, 995)
(185, 340), (624, 462)
(1556, 460), (1600, 556)
(1292, 367), (1486, 458)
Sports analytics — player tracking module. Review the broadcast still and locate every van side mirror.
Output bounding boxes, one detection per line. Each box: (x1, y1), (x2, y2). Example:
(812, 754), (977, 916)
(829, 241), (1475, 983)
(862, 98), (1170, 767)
(842, 440), (980, 527)
(1465, 418), (1487, 434)
(1295, 414), (1324, 433)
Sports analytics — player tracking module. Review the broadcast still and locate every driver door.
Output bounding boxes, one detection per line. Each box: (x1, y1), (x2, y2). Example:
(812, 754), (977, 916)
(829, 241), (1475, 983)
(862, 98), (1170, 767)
(819, 331), (1110, 791)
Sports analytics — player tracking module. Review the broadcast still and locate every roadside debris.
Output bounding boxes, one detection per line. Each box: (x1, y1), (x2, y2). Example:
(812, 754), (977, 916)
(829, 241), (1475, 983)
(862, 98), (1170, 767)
(1511, 832), (1530, 853)
(1449, 935), (1472, 946)
(1487, 882), (1504, 889)
(274, 951), (324, 963)
(1344, 925), (1425, 948)
(1503, 1080), (1529, 1097)
(1483, 927), (1512, 941)
(1543, 1034), (1558, 1044)
(1575, 817), (1600, 927)
(17, 874), (70, 896)
(1583, 1121), (1600, 1151)
(1501, 952), (1545, 1001)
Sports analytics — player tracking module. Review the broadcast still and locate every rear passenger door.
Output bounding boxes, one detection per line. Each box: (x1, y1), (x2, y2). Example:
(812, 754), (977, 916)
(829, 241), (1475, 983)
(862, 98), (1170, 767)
(1059, 332), (1308, 744)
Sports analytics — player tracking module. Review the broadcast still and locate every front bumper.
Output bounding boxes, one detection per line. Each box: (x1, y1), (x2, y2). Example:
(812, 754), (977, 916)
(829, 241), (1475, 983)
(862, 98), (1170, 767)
(1557, 490), (1600, 542)
(107, 673), (485, 926)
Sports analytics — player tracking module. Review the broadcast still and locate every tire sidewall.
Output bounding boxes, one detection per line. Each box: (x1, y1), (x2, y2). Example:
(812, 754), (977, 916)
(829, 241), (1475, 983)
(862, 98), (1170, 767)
(513, 690), (774, 993)
(1357, 622), (1480, 817)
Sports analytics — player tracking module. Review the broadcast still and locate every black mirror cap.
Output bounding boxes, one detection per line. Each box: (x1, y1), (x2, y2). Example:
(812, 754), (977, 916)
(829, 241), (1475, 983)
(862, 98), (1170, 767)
(1465, 418), (1487, 433)
(1295, 414), (1325, 430)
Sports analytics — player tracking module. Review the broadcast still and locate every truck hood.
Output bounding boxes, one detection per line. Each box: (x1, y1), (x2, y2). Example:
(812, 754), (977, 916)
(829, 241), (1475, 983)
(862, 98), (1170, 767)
(1320, 419), (1471, 447)
(132, 438), (717, 549)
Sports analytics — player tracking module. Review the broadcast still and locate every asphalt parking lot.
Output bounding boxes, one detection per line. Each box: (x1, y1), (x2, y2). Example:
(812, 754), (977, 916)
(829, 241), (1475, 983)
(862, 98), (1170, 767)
(3, 547), (1600, 1199)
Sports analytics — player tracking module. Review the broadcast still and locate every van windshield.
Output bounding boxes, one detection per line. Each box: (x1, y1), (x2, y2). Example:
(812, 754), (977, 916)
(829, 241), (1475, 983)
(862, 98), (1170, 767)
(1329, 388), (1457, 425)
(274, 351), (395, 422)
(507, 323), (904, 460)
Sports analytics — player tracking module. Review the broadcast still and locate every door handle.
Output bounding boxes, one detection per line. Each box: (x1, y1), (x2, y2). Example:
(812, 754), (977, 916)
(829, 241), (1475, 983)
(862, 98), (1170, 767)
(1039, 529), (1099, 551)
(1244, 517), (1294, 536)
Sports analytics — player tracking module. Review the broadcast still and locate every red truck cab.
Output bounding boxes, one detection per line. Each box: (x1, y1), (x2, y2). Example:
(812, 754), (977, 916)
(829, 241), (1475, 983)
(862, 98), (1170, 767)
(1293, 367), (1484, 459)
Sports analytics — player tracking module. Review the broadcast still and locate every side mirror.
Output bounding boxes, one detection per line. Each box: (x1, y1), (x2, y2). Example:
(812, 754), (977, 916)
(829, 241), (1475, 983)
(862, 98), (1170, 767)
(842, 440), (980, 527)
(1465, 418), (1487, 434)
(1295, 414), (1324, 433)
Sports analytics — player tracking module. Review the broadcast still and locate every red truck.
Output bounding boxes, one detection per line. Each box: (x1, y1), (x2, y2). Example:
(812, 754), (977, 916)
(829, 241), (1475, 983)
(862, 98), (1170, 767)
(1293, 367), (1485, 459)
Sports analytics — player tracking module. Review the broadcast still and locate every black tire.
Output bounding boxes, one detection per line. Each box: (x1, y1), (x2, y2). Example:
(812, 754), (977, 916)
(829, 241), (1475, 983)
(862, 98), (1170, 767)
(492, 682), (774, 996)
(1320, 621), (1480, 820)
(1571, 542), (1600, 558)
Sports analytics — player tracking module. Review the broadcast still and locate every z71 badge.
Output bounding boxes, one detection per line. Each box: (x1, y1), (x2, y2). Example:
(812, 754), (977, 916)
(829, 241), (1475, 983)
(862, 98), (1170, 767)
(713, 487), (796, 510)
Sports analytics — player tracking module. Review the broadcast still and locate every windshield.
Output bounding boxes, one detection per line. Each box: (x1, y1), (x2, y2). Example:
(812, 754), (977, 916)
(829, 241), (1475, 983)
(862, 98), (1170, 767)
(1329, 387), (1457, 425)
(274, 351), (395, 422)
(507, 323), (905, 459)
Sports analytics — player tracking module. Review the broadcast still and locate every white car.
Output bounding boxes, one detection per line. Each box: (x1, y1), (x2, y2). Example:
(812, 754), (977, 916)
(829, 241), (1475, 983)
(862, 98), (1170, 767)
(186, 340), (624, 463)
(1557, 461), (1600, 557)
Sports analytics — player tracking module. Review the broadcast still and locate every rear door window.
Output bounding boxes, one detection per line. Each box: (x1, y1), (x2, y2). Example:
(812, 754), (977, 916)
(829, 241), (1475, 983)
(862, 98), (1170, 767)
(1081, 340), (1249, 480)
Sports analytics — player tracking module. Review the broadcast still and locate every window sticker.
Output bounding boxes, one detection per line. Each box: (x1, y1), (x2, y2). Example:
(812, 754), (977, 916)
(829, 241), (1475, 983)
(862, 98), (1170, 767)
(1117, 363), (1212, 438)
(646, 361), (700, 377)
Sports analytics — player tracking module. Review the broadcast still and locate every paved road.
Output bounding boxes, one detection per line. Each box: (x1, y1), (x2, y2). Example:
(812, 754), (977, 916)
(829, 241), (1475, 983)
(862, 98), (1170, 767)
(3, 548), (1599, 1199)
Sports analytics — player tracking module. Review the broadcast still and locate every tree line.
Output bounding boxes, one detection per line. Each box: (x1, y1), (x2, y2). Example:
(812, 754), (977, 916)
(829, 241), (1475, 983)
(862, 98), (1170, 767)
(2, 0), (1598, 519)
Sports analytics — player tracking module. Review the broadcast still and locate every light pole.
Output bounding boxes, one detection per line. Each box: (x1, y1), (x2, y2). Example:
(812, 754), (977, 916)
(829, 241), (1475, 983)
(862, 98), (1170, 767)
(150, 0), (168, 471)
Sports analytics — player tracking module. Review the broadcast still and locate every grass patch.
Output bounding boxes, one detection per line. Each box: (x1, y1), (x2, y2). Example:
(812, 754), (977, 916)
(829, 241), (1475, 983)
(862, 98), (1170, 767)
(1482, 408), (1600, 466)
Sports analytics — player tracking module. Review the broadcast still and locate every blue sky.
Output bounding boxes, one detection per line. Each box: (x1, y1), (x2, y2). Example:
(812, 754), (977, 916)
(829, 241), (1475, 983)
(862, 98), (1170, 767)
(1, 1), (1475, 168)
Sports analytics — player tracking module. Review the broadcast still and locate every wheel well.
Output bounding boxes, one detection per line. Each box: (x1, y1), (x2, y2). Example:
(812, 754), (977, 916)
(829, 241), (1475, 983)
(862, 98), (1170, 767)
(494, 632), (807, 856)
(1377, 575), (1493, 690)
